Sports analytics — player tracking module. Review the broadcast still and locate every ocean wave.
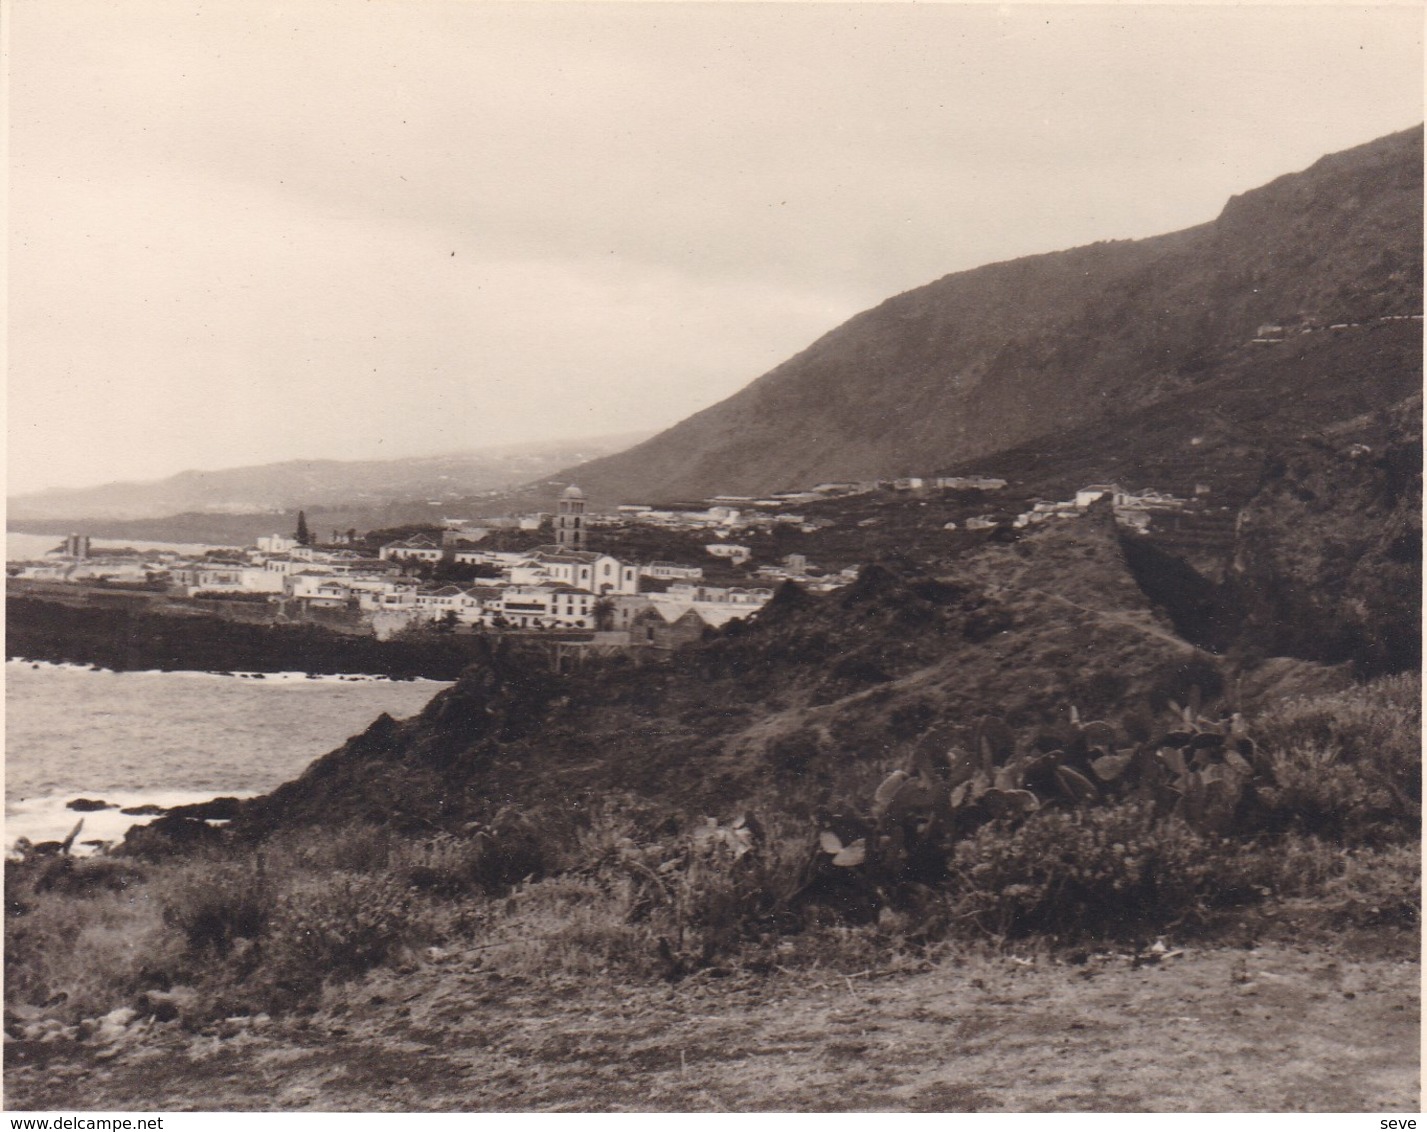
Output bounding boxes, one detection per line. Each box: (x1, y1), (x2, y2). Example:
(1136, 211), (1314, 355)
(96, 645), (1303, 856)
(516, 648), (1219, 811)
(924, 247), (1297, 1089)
(5, 790), (259, 856)
(6, 658), (449, 684)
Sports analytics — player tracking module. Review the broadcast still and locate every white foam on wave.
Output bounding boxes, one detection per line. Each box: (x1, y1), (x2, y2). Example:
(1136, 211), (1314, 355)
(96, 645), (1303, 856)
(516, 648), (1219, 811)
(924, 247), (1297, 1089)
(5, 791), (259, 856)
(7, 658), (447, 685)
(8, 659), (106, 674)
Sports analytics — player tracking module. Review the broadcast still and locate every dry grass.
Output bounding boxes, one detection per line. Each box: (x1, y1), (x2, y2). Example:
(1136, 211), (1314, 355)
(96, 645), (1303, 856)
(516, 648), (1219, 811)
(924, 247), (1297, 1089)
(4, 884), (177, 1021)
(7, 935), (1418, 1111)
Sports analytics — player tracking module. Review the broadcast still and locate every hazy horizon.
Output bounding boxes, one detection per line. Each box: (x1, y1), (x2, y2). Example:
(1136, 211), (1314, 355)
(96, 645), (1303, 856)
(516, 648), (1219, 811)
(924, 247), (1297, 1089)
(9, 2), (1422, 496)
(8, 427), (657, 500)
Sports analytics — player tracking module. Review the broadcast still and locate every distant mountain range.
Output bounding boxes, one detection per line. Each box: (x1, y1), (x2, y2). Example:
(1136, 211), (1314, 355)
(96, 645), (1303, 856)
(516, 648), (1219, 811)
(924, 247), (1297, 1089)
(552, 127), (1422, 505)
(8, 433), (651, 524)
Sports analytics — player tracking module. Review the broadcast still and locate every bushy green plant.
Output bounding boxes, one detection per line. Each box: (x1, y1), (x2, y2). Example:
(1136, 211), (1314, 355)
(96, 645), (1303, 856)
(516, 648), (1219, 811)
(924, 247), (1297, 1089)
(1255, 673), (1419, 763)
(1251, 675), (1420, 844)
(5, 881), (181, 1021)
(488, 874), (658, 978)
(1250, 833), (1349, 897)
(1322, 844), (1421, 927)
(393, 834), (489, 897)
(161, 859), (273, 960)
(948, 802), (1263, 940)
(25, 855), (148, 898)
(1253, 742), (1409, 844)
(260, 872), (423, 997)
(266, 823), (396, 875)
(462, 809), (550, 891)
(588, 812), (813, 971)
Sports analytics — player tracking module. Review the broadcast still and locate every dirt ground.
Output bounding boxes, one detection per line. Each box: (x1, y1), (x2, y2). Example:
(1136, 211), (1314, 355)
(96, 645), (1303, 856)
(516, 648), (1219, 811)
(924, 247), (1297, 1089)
(6, 929), (1418, 1112)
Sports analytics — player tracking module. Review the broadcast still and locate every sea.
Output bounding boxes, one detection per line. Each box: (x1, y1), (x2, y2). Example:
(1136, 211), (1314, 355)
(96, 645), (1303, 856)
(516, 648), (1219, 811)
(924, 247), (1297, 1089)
(5, 661), (450, 853)
(7, 532), (232, 561)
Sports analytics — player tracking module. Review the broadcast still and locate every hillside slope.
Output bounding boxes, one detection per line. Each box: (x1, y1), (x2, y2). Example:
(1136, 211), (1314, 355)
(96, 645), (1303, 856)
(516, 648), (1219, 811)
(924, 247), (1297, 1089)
(233, 506), (1219, 835)
(557, 127), (1421, 504)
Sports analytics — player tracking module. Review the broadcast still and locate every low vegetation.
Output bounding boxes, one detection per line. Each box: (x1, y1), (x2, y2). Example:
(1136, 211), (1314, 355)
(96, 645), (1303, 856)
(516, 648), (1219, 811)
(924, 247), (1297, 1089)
(6, 675), (1417, 1034)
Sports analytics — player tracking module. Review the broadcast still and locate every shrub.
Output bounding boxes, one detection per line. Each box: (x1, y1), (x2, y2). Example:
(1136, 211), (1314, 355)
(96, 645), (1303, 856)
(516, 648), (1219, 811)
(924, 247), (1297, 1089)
(5, 885), (180, 1021)
(29, 856), (148, 898)
(1322, 844), (1421, 928)
(658, 831), (767, 962)
(1251, 834), (1349, 897)
(464, 809), (549, 890)
(390, 818), (547, 898)
(1251, 675), (1421, 845)
(569, 812), (814, 972)
(489, 874), (657, 979)
(948, 802), (1263, 940)
(1253, 742), (1409, 845)
(161, 859), (273, 960)
(394, 834), (487, 898)
(1256, 673), (1419, 762)
(260, 872), (423, 997)
(266, 823), (395, 875)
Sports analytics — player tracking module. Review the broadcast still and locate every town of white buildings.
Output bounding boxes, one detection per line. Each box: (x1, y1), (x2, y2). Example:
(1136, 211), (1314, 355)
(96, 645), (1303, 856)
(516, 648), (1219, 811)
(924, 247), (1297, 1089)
(10, 487), (856, 643)
(13, 472), (1206, 646)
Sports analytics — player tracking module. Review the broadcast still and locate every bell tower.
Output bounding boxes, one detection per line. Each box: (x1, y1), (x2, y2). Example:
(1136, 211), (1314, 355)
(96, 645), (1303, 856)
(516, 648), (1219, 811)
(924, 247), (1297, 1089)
(555, 484), (587, 551)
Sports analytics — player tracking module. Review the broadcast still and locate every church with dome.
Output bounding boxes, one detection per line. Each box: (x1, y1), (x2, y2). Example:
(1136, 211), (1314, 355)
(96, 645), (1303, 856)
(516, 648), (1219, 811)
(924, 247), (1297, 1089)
(554, 483), (587, 552)
(521, 484), (641, 596)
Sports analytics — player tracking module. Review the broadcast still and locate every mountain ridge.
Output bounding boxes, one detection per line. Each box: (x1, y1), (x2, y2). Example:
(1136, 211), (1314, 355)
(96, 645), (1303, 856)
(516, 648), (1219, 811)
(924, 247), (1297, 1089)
(550, 126), (1422, 504)
(9, 431), (652, 523)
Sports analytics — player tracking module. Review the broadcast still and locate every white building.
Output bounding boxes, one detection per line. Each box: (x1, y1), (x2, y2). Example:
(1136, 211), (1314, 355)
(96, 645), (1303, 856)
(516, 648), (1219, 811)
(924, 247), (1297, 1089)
(295, 579), (353, 608)
(531, 549), (640, 595)
(239, 567), (285, 593)
(286, 570), (350, 601)
(665, 583), (772, 606)
(704, 543), (752, 566)
(495, 584), (597, 628)
(645, 584), (773, 628)
(379, 535), (444, 562)
(352, 578), (421, 611)
(171, 564), (255, 594)
(452, 548), (531, 570)
(1075, 484), (1128, 509)
(935, 476), (1008, 491)
(642, 561), (705, 582)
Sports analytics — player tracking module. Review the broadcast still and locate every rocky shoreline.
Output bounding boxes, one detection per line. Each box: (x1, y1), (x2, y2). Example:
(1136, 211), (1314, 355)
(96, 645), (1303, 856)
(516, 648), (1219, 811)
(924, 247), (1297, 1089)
(8, 793), (256, 859)
(10, 657), (444, 684)
(7, 595), (496, 680)
(6, 659), (453, 856)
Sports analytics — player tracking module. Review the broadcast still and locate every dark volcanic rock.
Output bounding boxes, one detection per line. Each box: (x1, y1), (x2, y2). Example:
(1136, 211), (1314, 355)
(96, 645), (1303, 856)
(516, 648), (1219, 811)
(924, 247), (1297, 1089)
(165, 797), (243, 821)
(65, 798), (114, 812)
(118, 816), (228, 859)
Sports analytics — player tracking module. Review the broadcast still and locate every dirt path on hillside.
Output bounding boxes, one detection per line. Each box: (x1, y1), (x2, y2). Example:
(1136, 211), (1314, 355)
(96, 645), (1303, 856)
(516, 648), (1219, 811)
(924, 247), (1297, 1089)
(1026, 588), (1199, 653)
(7, 935), (1417, 1112)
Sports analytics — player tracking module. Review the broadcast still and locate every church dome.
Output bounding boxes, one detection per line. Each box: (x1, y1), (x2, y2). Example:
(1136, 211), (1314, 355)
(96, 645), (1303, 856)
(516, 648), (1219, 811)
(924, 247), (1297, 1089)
(560, 484), (585, 500)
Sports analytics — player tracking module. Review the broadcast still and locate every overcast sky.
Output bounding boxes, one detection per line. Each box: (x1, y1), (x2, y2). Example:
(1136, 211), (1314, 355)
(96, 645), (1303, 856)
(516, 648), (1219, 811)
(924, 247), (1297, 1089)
(8, 2), (1422, 495)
